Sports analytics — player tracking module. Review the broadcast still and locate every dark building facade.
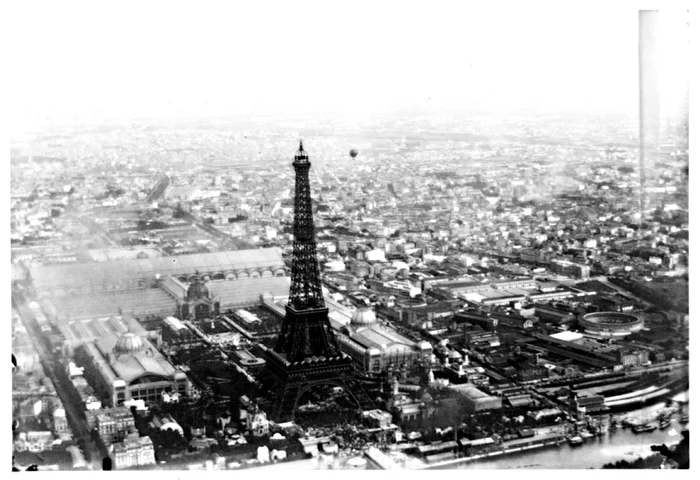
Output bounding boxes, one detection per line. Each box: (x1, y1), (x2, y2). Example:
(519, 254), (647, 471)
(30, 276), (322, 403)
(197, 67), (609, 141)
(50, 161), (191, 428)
(178, 274), (220, 320)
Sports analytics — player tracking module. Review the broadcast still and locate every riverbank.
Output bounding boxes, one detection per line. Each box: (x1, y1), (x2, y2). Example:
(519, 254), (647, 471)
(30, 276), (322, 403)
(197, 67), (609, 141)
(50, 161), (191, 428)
(223, 394), (690, 471)
(416, 434), (565, 469)
(451, 421), (686, 469)
(419, 395), (689, 470)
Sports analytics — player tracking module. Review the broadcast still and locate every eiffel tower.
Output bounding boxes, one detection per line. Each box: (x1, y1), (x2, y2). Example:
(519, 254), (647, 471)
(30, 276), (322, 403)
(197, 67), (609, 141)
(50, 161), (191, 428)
(261, 141), (374, 422)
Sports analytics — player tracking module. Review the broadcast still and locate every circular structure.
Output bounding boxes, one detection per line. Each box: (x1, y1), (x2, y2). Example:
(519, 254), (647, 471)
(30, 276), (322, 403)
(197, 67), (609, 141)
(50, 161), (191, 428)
(114, 332), (145, 354)
(351, 307), (377, 326)
(580, 312), (644, 337)
(349, 149), (359, 158)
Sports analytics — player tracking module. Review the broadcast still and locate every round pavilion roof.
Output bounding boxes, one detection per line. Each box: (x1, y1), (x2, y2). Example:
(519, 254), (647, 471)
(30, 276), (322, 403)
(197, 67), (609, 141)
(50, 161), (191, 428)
(351, 307), (377, 326)
(114, 332), (144, 355)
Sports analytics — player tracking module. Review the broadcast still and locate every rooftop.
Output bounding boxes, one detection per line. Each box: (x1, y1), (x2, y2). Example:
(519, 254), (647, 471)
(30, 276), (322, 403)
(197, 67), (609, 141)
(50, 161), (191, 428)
(209, 277), (290, 307)
(30, 248), (285, 290)
(549, 330), (584, 342)
(59, 315), (148, 347)
(349, 324), (416, 351)
(52, 288), (176, 321)
(94, 333), (178, 383)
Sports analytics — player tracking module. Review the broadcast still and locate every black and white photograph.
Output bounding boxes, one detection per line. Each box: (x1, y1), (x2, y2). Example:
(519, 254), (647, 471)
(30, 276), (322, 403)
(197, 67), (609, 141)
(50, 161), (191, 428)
(6, 0), (691, 471)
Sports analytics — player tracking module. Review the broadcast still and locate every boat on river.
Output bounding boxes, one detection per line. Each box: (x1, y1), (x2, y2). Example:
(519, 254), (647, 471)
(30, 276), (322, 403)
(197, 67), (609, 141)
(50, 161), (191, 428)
(567, 435), (584, 446)
(632, 423), (657, 434)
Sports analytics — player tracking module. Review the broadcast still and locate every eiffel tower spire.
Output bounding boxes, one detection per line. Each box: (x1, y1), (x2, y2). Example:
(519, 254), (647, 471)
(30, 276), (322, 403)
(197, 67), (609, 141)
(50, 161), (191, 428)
(287, 140), (324, 310)
(273, 142), (341, 361)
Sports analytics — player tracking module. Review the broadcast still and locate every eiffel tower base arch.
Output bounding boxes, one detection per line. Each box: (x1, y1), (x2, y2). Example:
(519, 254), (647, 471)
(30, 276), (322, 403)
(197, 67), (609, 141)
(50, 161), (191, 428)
(261, 348), (374, 423)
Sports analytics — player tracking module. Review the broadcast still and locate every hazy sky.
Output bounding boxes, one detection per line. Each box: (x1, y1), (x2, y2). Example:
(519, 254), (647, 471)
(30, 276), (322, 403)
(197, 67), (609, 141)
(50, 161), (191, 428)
(5, 1), (690, 131)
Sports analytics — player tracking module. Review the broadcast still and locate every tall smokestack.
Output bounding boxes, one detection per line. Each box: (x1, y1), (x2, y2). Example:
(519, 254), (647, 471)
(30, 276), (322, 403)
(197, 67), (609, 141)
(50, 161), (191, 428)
(638, 10), (661, 233)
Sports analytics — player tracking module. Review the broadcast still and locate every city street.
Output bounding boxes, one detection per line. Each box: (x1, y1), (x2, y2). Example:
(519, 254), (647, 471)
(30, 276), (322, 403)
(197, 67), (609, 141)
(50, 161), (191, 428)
(16, 302), (104, 470)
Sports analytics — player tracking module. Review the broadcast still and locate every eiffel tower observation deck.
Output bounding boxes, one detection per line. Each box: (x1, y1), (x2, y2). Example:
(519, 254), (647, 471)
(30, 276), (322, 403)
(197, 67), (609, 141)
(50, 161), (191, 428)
(261, 142), (374, 422)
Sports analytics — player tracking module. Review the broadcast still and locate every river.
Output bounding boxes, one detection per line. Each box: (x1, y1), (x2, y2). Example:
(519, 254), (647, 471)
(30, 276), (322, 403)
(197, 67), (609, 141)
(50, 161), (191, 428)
(249, 398), (689, 471)
(453, 401), (689, 469)
(251, 400), (689, 471)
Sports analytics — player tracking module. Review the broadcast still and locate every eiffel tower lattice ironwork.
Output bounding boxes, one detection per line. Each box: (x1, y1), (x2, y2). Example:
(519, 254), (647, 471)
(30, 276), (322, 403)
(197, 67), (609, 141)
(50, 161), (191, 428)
(261, 142), (374, 421)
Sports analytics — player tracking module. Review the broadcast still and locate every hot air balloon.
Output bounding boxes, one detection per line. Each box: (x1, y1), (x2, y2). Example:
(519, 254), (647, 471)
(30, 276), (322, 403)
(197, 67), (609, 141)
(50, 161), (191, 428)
(349, 149), (359, 159)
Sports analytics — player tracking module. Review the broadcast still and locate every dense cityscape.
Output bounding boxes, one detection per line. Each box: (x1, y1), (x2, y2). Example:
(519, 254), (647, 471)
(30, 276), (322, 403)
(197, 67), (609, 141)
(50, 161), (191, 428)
(10, 107), (689, 470)
(7, 0), (692, 472)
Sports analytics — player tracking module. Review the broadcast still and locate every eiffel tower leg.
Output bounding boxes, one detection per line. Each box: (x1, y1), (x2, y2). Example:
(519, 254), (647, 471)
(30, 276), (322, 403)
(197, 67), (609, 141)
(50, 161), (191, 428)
(270, 381), (302, 423)
(336, 376), (375, 412)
